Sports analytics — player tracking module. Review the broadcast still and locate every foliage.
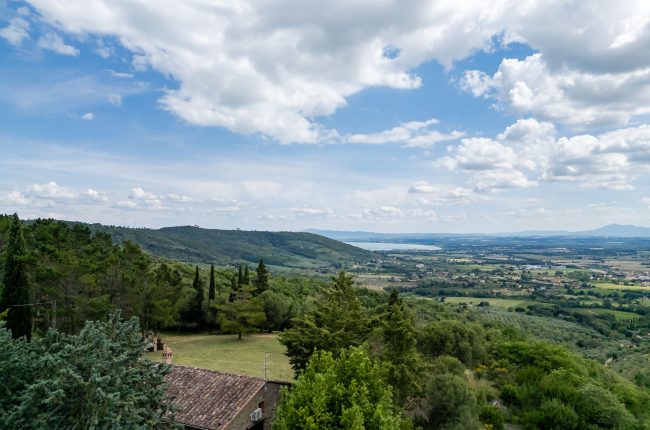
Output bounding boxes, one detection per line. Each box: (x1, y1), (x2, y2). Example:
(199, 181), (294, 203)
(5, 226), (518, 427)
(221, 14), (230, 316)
(84, 224), (374, 269)
(217, 284), (265, 340)
(279, 271), (372, 371)
(489, 339), (650, 429)
(0, 312), (173, 428)
(208, 263), (216, 300)
(255, 258), (269, 293)
(374, 289), (423, 407)
(419, 320), (486, 367)
(273, 347), (407, 430)
(0, 214), (31, 340)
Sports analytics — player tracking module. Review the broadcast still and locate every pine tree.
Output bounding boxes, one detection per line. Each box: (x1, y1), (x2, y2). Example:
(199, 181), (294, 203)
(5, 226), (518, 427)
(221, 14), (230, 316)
(377, 289), (423, 407)
(254, 258), (269, 293)
(279, 271), (371, 371)
(208, 264), (216, 301)
(218, 283), (264, 340)
(0, 214), (32, 341)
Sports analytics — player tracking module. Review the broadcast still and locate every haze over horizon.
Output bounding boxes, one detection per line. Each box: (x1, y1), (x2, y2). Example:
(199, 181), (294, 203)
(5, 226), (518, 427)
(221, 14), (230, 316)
(3, 1), (650, 233)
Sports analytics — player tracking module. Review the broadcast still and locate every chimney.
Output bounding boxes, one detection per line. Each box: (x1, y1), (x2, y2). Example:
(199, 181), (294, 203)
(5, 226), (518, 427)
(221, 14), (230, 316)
(162, 344), (173, 364)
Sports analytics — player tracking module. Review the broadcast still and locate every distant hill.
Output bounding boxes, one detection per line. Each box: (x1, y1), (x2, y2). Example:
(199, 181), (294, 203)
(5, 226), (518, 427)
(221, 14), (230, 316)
(74, 224), (374, 269)
(308, 223), (650, 241)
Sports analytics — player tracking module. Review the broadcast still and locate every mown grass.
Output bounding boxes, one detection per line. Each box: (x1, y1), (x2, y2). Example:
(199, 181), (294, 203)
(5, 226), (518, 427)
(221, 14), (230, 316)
(592, 282), (650, 291)
(145, 333), (294, 381)
(442, 296), (532, 308)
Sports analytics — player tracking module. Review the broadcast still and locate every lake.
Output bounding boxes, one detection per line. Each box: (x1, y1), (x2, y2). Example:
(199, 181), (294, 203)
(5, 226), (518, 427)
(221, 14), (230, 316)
(345, 242), (442, 251)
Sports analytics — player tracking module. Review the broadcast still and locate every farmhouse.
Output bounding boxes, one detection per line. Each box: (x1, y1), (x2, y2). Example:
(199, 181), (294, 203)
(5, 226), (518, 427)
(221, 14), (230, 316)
(164, 364), (285, 430)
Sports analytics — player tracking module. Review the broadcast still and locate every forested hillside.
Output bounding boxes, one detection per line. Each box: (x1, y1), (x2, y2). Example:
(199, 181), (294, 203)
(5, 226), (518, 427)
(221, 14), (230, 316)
(77, 223), (373, 269)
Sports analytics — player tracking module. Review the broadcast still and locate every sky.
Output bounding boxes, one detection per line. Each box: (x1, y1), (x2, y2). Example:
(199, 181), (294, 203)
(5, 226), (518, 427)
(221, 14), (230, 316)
(1, 0), (650, 233)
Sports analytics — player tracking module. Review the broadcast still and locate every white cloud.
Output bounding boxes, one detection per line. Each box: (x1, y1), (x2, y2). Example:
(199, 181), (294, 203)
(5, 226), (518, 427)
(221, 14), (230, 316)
(0, 17), (30, 46)
(409, 182), (476, 205)
(108, 70), (134, 79)
(81, 112), (95, 120)
(23, 0), (519, 143)
(83, 188), (108, 202)
(347, 118), (463, 146)
(28, 181), (77, 199)
(438, 118), (650, 192)
(37, 32), (79, 56)
(363, 206), (404, 218)
(1, 182), (110, 208)
(461, 53), (650, 130)
(290, 207), (336, 218)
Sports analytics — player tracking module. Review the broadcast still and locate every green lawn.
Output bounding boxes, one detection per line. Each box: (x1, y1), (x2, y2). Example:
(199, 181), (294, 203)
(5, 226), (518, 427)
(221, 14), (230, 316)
(592, 282), (650, 291)
(145, 333), (294, 381)
(442, 296), (531, 308)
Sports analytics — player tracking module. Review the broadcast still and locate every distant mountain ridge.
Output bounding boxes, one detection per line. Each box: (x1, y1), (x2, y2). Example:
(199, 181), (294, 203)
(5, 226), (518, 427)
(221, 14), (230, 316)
(307, 224), (650, 241)
(69, 223), (374, 269)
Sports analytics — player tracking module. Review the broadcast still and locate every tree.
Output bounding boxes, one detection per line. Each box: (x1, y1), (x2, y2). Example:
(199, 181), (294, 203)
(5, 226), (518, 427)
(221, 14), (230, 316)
(279, 271), (371, 371)
(208, 264), (216, 301)
(0, 312), (174, 428)
(237, 264), (244, 287)
(254, 258), (269, 293)
(273, 347), (406, 430)
(376, 290), (423, 407)
(217, 285), (264, 340)
(0, 214), (31, 340)
(190, 266), (204, 327)
(243, 265), (250, 286)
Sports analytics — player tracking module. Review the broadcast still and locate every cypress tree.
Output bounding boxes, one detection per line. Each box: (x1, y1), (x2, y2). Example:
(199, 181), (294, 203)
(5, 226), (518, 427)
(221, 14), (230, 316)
(208, 264), (216, 301)
(192, 266), (204, 326)
(254, 258), (269, 293)
(237, 265), (244, 287)
(0, 213), (32, 340)
(229, 275), (238, 302)
(243, 265), (250, 286)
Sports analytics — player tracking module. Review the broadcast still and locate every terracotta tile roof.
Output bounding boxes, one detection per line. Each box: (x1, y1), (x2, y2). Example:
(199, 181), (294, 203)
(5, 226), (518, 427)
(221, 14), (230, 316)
(165, 364), (266, 429)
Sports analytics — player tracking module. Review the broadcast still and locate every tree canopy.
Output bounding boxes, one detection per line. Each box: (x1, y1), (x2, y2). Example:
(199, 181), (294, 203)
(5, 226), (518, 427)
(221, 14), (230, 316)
(0, 312), (173, 428)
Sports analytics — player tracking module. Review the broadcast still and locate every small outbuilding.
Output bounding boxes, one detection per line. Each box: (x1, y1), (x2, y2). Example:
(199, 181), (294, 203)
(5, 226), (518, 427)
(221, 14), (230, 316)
(164, 364), (285, 430)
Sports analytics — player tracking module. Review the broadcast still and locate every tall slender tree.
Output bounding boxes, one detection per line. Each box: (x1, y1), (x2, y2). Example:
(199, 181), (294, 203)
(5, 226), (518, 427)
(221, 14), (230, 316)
(254, 258), (269, 293)
(0, 214), (32, 340)
(237, 264), (244, 287)
(208, 264), (216, 301)
(243, 265), (250, 286)
(191, 266), (204, 327)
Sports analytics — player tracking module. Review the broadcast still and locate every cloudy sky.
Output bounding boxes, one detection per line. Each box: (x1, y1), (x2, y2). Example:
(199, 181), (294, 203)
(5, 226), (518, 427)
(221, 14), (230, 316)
(1, 0), (650, 233)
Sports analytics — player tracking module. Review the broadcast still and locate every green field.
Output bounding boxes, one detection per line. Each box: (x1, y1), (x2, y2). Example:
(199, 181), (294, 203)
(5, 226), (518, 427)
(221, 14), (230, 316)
(443, 296), (532, 308)
(145, 333), (294, 381)
(573, 308), (640, 322)
(592, 282), (650, 291)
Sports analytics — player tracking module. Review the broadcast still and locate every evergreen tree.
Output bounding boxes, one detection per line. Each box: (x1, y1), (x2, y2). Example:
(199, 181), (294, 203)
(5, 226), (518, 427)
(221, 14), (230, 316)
(191, 265), (204, 327)
(279, 271), (371, 371)
(0, 312), (174, 427)
(237, 264), (244, 287)
(243, 265), (250, 286)
(217, 284), (264, 340)
(208, 264), (216, 301)
(377, 289), (423, 407)
(254, 258), (269, 293)
(229, 274), (238, 302)
(0, 214), (31, 341)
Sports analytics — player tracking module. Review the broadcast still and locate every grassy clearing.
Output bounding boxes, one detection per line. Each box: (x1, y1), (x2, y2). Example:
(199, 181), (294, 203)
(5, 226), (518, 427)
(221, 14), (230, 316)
(442, 296), (532, 308)
(573, 308), (640, 322)
(592, 282), (650, 291)
(145, 333), (293, 381)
